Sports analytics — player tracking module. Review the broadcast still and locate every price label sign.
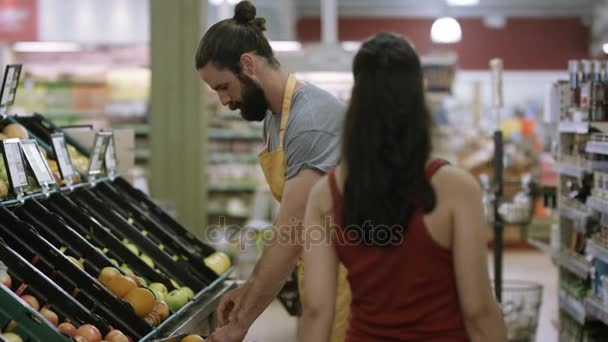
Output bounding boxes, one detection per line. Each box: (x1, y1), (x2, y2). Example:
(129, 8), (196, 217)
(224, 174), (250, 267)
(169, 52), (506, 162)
(50, 133), (75, 180)
(1, 139), (28, 192)
(0, 65), (22, 109)
(87, 131), (112, 177)
(20, 140), (54, 187)
(104, 133), (117, 176)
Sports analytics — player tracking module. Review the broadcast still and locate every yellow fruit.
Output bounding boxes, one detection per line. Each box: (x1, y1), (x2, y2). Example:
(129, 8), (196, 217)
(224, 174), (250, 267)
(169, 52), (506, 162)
(124, 287), (156, 317)
(204, 252), (231, 275)
(98, 267), (121, 286)
(2, 124), (28, 139)
(107, 275), (137, 298)
(182, 335), (205, 342)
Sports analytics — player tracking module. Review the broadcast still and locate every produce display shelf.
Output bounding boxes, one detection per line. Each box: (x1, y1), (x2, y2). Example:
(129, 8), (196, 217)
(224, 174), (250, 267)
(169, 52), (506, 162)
(586, 141), (608, 155)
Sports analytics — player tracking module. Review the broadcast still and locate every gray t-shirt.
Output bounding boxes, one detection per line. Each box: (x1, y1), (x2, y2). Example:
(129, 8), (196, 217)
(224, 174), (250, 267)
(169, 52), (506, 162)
(263, 83), (345, 179)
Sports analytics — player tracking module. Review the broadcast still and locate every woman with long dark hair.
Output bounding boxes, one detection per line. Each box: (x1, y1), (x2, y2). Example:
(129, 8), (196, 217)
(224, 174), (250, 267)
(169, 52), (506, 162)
(299, 33), (507, 342)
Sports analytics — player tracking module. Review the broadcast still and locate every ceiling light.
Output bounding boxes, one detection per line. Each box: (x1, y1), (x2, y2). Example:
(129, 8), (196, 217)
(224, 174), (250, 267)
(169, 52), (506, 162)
(270, 41), (302, 52)
(13, 42), (81, 52)
(431, 17), (462, 44)
(603, 43), (608, 54)
(446, 0), (479, 6)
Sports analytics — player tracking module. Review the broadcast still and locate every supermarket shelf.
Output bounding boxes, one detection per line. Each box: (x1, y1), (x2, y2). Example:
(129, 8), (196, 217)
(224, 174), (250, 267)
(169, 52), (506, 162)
(559, 121), (608, 134)
(587, 160), (608, 172)
(586, 140), (608, 155)
(556, 162), (586, 178)
(208, 153), (258, 164)
(586, 236), (608, 265)
(553, 249), (591, 279)
(559, 291), (586, 324)
(208, 129), (262, 141)
(587, 196), (608, 215)
(558, 204), (590, 232)
(207, 207), (249, 219)
(584, 295), (608, 326)
(208, 183), (257, 192)
(527, 238), (554, 256)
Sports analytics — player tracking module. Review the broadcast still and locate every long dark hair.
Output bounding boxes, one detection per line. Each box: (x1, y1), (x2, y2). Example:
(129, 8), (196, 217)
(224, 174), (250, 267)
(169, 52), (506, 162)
(342, 33), (435, 245)
(194, 1), (279, 73)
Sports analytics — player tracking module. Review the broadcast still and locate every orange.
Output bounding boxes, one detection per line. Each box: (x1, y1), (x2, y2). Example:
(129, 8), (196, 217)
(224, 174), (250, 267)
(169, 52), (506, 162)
(124, 287), (156, 317)
(107, 275), (137, 298)
(182, 335), (205, 342)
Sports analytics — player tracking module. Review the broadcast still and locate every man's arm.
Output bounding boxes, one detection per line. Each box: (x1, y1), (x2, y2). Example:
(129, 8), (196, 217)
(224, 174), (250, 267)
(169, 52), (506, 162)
(230, 169), (323, 331)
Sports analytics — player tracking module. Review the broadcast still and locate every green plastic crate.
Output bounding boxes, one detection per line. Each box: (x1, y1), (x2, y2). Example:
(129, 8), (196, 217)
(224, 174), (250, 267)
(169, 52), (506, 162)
(0, 284), (71, 342)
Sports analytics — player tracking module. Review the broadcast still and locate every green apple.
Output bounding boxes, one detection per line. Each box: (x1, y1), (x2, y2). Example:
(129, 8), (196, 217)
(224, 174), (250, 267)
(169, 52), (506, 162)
(148, 283), (168, 296)
(204, 252), (231, 275)
(140, 254), (154, 268)
(125, 244), (139, 256)
(109, 258), (119, 267)
(120, 264), (134, 276)
(180, 287), (194, 299)
(170, 279), (181, 289)
(165, 289), (189, 312)
(171, 254), (179, 262)
(150, 288), (164, 301)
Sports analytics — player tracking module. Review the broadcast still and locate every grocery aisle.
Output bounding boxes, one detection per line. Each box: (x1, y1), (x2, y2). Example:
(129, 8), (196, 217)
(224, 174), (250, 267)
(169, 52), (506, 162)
(244, 250), (558, 342)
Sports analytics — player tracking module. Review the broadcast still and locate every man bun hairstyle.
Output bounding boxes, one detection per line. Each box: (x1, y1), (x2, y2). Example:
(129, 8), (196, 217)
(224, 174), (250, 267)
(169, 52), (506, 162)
(195, 0), (279, 73)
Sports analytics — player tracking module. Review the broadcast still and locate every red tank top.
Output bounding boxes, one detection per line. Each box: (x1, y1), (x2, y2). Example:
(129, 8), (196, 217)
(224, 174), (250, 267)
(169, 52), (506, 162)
(328, 159), (469, 342)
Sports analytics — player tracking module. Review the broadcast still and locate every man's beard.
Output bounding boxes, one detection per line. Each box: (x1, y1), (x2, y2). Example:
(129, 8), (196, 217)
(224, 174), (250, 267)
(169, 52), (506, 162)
(232, 75), (269, 122)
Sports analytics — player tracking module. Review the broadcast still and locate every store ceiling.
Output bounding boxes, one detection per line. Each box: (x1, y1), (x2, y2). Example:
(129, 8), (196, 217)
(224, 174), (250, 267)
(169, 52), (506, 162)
(293, 0), (596, 18)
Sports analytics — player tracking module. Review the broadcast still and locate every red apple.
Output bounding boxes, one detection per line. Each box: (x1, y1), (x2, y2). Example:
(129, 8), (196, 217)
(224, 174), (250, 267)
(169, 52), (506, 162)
(126, 337), (134, 342)
(39, 308), (59, 326)
(75, 324), (102, 342)
(152, 300), (170, 321)
(58, 322), (77, 337)
(1, 273), (12, 289)
(20, 294), (40, 311)
(105, 329), (128, 342)
(125, 275), (141, 287)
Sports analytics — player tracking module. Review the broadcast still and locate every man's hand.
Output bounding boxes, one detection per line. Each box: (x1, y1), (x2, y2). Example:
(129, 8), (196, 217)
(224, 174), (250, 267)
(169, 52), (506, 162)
(216, 285), (248, 326)
(207, 322), (248, 342)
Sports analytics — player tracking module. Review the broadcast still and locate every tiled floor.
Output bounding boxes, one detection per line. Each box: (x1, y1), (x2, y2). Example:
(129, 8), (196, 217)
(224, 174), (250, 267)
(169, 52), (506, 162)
(241, 250), (558, 342)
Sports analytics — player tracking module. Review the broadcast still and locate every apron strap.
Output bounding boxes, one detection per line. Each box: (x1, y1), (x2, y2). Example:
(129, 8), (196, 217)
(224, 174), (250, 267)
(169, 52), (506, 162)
(278, 74), (297, 149)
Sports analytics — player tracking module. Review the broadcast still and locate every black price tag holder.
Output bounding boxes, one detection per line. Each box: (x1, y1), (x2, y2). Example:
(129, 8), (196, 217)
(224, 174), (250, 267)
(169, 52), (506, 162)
(50, 132), (76, 188)
(0, 64), (22, 117)
(87, 131), (114, 182)
(1, 139), (29, 199)
(20, 139), (55, 195)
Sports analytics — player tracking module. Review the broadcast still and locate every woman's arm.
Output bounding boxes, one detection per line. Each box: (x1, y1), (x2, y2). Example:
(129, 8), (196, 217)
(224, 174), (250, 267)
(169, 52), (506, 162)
(299, 178), (339, 342)
(448, 168), (508, 342)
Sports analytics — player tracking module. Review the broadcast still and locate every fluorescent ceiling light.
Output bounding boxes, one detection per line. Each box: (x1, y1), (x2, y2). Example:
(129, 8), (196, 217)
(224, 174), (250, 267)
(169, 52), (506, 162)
(446, 0), (479, 6)
(13, 42), (81, 52)
(430, 17), (462, 44)
(341, 41), (361, 52)
(270, 41), (302, 52)
(603, 43), (608, 54)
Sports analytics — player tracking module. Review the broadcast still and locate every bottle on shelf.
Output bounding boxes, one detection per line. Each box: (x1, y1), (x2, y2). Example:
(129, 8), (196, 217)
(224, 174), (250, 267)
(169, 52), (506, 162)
(569, 59), (581, 112)
(592, 60), (606, 122)
(580, 60), (593, 114)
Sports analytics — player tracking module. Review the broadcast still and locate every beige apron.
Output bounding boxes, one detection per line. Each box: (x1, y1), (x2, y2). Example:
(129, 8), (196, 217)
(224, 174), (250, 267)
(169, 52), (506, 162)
(258, 74), (351, 342)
